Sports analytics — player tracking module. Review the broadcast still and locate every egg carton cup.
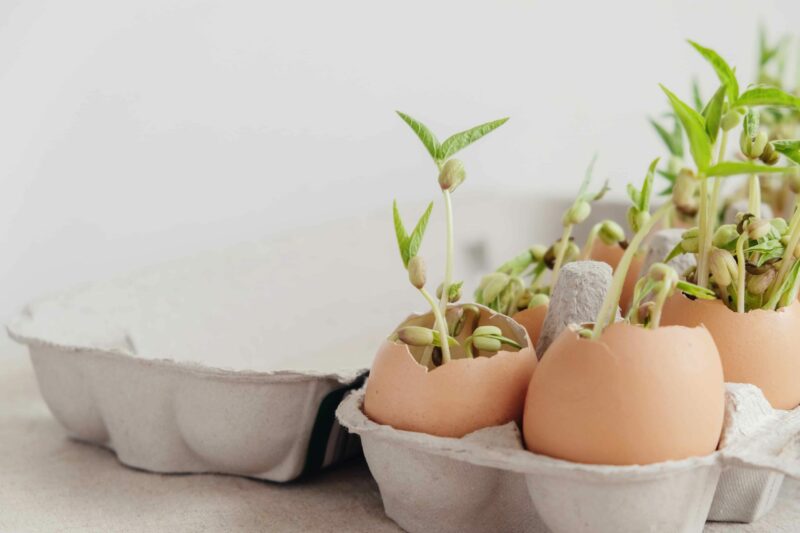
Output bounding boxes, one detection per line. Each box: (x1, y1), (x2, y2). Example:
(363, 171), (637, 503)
(337, 384), (800, 533)
(8, 310), (367, 481)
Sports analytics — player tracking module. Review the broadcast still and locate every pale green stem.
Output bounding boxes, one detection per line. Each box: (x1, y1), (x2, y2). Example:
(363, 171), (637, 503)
(765, 198), (800, 308)
(420, 287), (451, 363)
(736, 233), (747, 313)
(580, 223), (602, 260)
(649, 281), (672, 329)
(707, 130), (729, 236)
(592, 203), (671, 339)
(437, 189), (454, 324)
(748, 174), (761, 218)
(697, 177), (710, 288)
(550, 224), (573, 289)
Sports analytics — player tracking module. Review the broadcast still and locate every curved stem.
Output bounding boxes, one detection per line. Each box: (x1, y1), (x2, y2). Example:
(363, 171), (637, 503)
(765, 198), (800, 308)
(420, 287), (451, 363)
(550, 224), (573, 289)
(649, 281), (672, 329)
(592, 203), (671, 339)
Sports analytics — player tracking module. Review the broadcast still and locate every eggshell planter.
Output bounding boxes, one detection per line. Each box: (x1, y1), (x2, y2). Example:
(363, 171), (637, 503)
(338, 384), (800, 533)
(661, 294), (800, 410)
(364, 304), (537, 438)
(512, 304), (547, 347)
(523, 323), (725, 465)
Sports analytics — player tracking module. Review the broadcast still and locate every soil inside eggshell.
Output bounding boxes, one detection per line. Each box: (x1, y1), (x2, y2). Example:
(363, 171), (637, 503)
(364, 304), (537, 438)
(523, 322), (725, 465)
(661, 293), (800, 410)
(512, 304), (548, 347)
(589, 241), (643, 314)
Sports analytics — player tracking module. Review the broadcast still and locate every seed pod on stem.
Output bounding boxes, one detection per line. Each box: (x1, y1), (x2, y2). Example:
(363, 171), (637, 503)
(438, 159), (466, 192)
(407, 255), (426, 289)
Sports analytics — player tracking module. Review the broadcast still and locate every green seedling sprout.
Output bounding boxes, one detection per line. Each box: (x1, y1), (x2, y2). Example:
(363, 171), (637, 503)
(550, 156), (609, 289)
(393, 112), (509, 364)
(392, 200), (455, 363)
(592, 159), (715, 338)
(659, 39), (798, 292)
(474, 159), (617, 317)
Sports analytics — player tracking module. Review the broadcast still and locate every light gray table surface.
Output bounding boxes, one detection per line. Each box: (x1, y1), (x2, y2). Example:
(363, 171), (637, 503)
(1, 332), (797, 533)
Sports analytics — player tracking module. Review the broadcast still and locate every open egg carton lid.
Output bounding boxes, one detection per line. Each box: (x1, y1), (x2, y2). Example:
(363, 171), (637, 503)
(6, 191), (585, 482)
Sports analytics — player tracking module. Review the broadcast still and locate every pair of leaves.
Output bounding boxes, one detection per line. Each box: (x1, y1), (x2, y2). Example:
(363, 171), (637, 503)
(397, 111), (508, 165)
(745, 239), (785, 267)
(392, 200), (433, 269)
(574, 155), (609, 203)
(627, 158), (659, 213)
(661, 84), (795, 176)
(689, 40), (800, 110)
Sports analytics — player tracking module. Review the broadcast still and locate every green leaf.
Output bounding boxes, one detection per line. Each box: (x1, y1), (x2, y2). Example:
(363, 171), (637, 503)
(406, 201), (434, 262)
(396, 111), (440, 162)
(392, 200), (410, 268)
(735, 86), (800, 109)
(649, 117), (683, 157)
(688, 40), (739, 103)
(447, 281), (464, 300)
(660, 85), (711, 171)
(664, 242), (685, 262)
(743, 109), (759, 139)
(437, 117), (509, 161)
(772, 140), (800, 164)
(640, 158), (659, 212)
(702, 84), (727, 144)
(704, 161), (793, 177)
(626, 183), (640, 206)
(677, 280), (717, 300)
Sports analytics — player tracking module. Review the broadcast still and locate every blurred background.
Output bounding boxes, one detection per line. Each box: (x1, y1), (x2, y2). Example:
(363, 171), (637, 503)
(1, 0), (799, 320)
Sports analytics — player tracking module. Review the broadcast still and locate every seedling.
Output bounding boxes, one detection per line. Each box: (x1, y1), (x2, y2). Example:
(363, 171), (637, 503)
(475, 159), (619, 317)
(591, 160), (713, 338)
(658, 40), (800, 312)
(391, 112), (519, 365)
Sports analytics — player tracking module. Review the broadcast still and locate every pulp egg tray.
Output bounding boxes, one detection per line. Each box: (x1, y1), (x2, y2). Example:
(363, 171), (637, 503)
(5, 237), (385, 482)
(336, 383), (800, 533)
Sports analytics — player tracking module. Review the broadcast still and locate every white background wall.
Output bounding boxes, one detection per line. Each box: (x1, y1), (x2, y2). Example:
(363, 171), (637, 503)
(1, 0), (798, 320)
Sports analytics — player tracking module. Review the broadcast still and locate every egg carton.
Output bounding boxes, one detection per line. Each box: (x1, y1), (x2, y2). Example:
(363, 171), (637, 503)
(5, 234), (385, 482)
(336, 384), (800, 533)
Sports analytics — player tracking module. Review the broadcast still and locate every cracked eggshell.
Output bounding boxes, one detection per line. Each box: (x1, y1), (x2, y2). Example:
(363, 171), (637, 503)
(589, 241), (642, 314)
(523, 322), (725, 465)
(512, 304), (548, 347)
(364, 304), (537, 438)
(661, 294), (800, 410)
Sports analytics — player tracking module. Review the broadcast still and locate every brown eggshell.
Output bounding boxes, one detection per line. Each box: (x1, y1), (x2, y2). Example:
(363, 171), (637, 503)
(590, 241), (643, 314)
(661, 294), (800, 410)
(512, 304), (548, 347)
(364, 306), (537, 438)
(523, 322), (724, 465)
